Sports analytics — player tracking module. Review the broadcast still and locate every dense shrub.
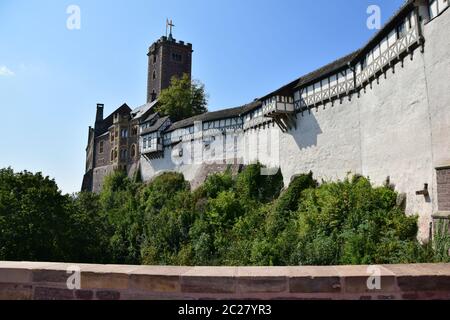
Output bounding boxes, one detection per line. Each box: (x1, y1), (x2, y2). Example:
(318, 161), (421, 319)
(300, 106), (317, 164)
(1, 165), (449, 265)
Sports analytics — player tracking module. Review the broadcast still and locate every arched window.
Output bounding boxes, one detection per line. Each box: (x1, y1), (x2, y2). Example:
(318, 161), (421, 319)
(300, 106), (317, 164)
(152, 71), (156, 80)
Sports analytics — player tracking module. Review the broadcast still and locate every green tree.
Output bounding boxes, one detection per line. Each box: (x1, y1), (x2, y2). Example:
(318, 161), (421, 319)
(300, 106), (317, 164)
(155, 73), (208, 122)
(99, 170), (143, 264)
(68, 192), (112, 263)
(0, 168), (80, 262)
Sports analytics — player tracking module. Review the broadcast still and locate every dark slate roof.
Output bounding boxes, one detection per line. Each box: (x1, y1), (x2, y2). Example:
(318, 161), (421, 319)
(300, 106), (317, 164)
(165, 100), (262, 132)
(141, 116), (171, 135)
(354, 0), (414, 59)
(95, 103), (131, 137)
(260, 0), (414, 95)
(142, 112), (158, 124)
(131, 100), (158, 120)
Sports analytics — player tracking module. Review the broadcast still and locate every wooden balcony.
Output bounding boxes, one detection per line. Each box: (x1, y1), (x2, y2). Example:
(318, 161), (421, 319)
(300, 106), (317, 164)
(262, 96), (296, 132)
(141, 143), (164, 160)
(262, 96), (295, 116)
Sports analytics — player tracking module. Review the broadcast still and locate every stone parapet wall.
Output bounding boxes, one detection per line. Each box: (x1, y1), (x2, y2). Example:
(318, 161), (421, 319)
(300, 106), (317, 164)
(0, 262), (450, 300)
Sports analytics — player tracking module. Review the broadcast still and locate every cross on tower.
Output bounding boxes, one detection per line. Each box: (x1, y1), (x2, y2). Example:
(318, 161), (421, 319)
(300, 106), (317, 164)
(166, 19), (175, 38)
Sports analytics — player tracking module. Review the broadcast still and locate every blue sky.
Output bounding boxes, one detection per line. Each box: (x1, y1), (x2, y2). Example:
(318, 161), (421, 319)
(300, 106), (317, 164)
(0, 0), (404, 194)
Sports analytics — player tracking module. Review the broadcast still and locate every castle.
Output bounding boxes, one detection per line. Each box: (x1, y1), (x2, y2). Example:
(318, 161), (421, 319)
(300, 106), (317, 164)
(83, 0), (450, 240)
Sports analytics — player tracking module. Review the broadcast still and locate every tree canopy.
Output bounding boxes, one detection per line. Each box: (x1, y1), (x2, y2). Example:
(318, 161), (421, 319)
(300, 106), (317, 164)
(1, 165), (449, 265)
(155, 73), (208, 122)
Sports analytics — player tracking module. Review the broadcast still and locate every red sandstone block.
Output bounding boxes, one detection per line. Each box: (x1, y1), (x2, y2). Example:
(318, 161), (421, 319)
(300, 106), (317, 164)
(0, 283), (32, 300)
(0, 268), (32, 284)
(81, 272), (129, 290)
(181, 277), (236, 294)
(289, 276), (341, 293)
(344, 276), (397, 293)
(34, 287), (74, 300)
(237, 277), (288, 294)
(96, 290), (121, 300)
(181, 267), (237, 294)
(335, 265), (397, 294)
(129, 274), (180, 293)
(75, 290), (94, 300)
(402, 293), (419, 300)
(397, 275), (450, 291)
(288, 266), (342, 293)
(32, 270), (69, 284)
(377, 294), (397, 300)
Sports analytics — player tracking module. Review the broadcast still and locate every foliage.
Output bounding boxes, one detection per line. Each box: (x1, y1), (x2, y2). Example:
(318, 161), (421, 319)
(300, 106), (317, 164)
(1, 165), (449, 266)
(155, 74), (208, 122)
(0, 168), (109, 263)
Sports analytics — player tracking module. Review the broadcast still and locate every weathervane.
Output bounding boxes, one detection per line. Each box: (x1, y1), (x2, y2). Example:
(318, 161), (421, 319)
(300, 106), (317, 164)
(166, 19), (175, 38)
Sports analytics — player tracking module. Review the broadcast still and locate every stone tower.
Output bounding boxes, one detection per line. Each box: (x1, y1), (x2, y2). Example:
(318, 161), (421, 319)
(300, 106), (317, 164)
(146, 29), (193, 103)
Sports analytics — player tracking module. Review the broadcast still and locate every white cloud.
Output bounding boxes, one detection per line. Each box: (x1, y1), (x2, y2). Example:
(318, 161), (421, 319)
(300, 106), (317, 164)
(0, 66), (15, 77)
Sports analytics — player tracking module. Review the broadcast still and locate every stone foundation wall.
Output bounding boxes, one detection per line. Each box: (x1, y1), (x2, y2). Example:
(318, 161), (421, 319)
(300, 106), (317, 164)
(1, 262), (450, 300)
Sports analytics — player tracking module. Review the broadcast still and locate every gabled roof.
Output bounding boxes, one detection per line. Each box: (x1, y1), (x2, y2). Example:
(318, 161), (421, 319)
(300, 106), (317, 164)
(95, 103), (131, 137)
(141, 116), (171, 135)
(165, 100), (262, 133)
(142, 112), (159, 124)
(131, 100), (158, 120)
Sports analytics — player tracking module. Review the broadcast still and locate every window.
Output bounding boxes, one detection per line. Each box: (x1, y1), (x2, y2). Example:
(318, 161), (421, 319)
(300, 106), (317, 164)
(153, 71), (156, 80)
(361, 58), (368, 70)
(153, 55), (157, 64)
(132, 126), (138, 136)
(143, 138), (147, 149)
(437, 168), (450, 211)
(110, 150), (114, 162)
(397, 22), (406, 39)
(131, 144), (136, 158)
(172, 53), (182, 62)
(121, 128), (128, 138)
(99, 141), (104, 154)
(120, 149), (128, 161)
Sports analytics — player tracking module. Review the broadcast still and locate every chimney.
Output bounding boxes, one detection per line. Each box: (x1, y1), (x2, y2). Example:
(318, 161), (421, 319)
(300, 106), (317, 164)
(96, 104), (104, 123)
